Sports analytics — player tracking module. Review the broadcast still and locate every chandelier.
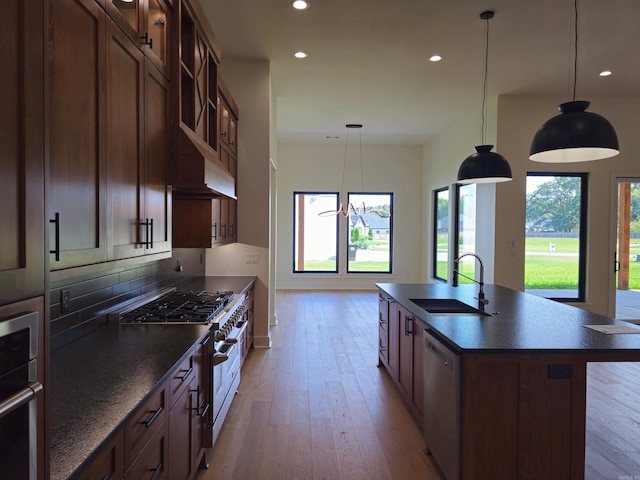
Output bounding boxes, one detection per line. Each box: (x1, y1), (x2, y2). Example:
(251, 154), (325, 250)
(319, 124), (390, 218)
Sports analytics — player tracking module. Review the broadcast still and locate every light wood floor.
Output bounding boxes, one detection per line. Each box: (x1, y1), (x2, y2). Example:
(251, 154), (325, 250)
(197, 290), (640, 480)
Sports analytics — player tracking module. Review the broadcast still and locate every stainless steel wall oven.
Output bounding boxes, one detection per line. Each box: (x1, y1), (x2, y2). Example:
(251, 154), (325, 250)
(0, 312), (43, 480)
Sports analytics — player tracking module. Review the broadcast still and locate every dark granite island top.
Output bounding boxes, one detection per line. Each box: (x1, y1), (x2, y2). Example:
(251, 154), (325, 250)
(376, 282), (640, 479)
(376, 282), (640, 353)
(50, 276), (255, 480)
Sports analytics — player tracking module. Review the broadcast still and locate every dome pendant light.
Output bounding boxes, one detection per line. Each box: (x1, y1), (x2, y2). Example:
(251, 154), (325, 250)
(529, 0), (619, 163)
(457, 11), (512, 184)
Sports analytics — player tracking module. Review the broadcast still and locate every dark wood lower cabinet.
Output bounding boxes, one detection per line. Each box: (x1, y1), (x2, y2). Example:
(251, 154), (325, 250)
(168, 378), (196, 480)
(124, 421), (169, 480)
(381, 301), (424, 425)
(75, 431), (123, 480)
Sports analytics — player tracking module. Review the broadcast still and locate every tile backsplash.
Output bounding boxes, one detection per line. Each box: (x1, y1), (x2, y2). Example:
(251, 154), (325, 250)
(50, 249), (205, 350)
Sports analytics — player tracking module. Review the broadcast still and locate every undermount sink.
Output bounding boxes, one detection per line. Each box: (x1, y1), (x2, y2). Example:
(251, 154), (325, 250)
(409, 298), (490, 317)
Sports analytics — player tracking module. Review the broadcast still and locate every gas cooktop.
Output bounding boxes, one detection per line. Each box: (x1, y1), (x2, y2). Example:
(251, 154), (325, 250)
(120, 290), (234, 324)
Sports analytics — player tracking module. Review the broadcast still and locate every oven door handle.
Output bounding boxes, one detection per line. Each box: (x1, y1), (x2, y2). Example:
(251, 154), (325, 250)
(211, 347), (234, 366)
(0, 382), (43, 419)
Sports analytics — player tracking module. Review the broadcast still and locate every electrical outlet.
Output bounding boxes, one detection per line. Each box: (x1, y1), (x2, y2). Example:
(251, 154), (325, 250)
(245, 253), (260, 264)
(61, 289), (71, 314)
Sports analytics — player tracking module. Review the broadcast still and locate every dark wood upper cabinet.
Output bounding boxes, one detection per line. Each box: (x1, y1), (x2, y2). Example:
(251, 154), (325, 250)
(104, 0), (171, 76)
(48, 0), (107, 270)
(105, 19), (171, 260)
(0, 0), (45, 304)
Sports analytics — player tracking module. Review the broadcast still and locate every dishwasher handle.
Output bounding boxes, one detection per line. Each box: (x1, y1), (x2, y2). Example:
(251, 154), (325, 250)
(427, 340), (451, 367)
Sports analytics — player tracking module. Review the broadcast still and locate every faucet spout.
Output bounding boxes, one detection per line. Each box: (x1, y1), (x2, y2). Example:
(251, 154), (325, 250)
(452, 253), (489, 311)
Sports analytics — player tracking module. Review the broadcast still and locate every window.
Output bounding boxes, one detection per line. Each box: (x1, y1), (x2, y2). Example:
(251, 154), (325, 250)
(455, 184), (476, 283)
(433, 187), (450, 281)
(347, 193), (393, 273)
(293, 192), (339, 272)
(525, 173), (587, 301)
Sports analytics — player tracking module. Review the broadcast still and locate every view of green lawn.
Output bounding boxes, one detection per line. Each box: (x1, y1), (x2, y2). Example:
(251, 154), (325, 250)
(435, 236), (640, 289)
(300, 236), (640, 289)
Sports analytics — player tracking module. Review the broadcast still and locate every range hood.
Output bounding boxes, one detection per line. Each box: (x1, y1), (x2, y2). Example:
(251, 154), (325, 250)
(174, 123), (236, 199)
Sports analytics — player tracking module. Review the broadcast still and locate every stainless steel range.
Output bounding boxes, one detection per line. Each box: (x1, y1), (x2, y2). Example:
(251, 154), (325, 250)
(109, 286), (249, 448)
(118, 290), (234, 324)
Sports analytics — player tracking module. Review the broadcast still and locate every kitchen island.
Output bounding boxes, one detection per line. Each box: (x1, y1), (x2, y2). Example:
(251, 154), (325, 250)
(377, 282), (640, 480)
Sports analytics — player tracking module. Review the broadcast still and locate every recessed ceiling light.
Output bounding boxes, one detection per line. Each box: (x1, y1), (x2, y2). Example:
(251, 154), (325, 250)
(292, 0), (309, 9)
(429, 55), (442, 62)
(294, 51), (308, 59)
(599, 70), (612, 77)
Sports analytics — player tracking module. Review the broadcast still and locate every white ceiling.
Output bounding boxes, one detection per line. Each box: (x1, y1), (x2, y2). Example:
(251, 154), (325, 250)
(201, 0), (640, 144)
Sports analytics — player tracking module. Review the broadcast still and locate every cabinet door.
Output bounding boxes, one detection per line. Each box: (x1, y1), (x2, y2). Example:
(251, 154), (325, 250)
(396, 304), (424, 422)
(106, 21), (171, 260)
(106, 19), (145, 260)
(219, 198), (229, 242)
(104, 0), (170, 75)
(0, 0), (45, 305)
(144, 61), (172, 254)
(76, 431), (123, 480)
(397, 306), (413, 400)
(49, 0), (107, 270)
(378, 295), (390, 368)
(211, 197), (222, 245)
(387, 301), (399, 380)
(228, 199), (237, 242)
(168, 378), (195, 480)
(124, 421), (168, 480)
(143, 0), (170, 74)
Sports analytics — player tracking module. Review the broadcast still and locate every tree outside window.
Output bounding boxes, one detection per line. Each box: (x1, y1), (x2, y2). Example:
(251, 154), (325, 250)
(525, 173), (587, 301)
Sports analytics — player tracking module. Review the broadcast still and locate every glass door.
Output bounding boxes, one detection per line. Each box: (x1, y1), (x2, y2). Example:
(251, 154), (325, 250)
(615, 179), (640, 321)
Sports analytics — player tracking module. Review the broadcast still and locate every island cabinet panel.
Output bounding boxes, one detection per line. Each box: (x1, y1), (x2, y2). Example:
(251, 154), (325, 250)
(106, 19), (172, 260)
(394, 303), (424, 425)
(48, 0), (107, 270)
(461, 354), (586, 479)
(378, 294), (390, 368)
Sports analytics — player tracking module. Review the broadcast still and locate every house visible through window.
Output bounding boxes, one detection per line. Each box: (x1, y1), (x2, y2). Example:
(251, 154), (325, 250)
(293, 192), (338, 272)
(347, 193), (393, 273)
(525, 173), (587, 301)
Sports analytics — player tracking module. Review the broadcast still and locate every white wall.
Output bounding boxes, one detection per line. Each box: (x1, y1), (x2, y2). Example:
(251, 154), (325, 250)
(276, 142), (424, 289)
(206, 60), (272, 347)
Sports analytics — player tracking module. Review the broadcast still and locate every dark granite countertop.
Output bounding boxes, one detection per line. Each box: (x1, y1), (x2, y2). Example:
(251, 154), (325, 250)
(376, 283), (640, 353)
(50, 276), (256, 480)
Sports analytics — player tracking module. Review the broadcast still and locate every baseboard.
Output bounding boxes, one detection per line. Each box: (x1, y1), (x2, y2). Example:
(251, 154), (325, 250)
(253, 334), (271, 348)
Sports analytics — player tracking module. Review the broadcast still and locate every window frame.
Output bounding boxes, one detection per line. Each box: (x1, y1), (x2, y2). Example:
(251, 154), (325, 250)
(433, 186), (450, 282)
(525, 172), (588, 302)
(345, 192), (394, 274)
(454, 183), (476, 282)
(292, 191), (340, 273)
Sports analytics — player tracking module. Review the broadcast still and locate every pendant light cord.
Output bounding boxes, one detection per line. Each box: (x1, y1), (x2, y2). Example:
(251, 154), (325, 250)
(481, 13), (490, 145)
(572, 0), (578, 101)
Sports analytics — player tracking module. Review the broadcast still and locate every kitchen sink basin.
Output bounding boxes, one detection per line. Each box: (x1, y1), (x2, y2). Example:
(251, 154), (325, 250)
(409, 298), (490, 317)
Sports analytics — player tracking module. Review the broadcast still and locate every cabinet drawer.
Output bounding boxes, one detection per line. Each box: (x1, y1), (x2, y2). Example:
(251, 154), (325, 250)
(124, 421), (168, 480)
(168, 353), (195, 408)
(76, 430), (123, 480)
(123, 385), (167, 468)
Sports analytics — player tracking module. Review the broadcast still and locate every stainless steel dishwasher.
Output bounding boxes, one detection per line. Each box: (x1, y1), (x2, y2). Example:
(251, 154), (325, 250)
(423, 328), (460, 480)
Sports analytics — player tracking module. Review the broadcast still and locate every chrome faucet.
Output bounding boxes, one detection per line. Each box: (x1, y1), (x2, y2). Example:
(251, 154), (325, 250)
(453, 253), (489, 311)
